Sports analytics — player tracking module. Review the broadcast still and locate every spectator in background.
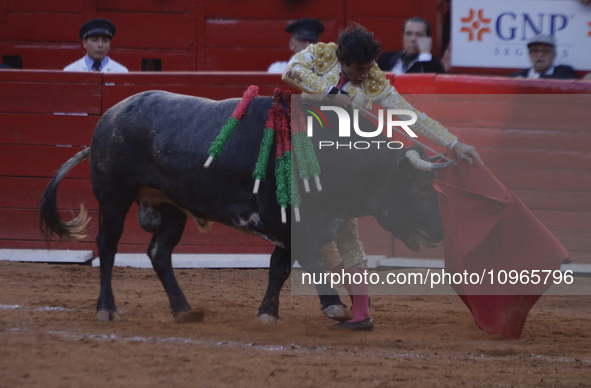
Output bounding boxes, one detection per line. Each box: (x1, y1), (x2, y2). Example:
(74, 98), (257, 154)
(267, 18), (324, 74)
(64, 19), (128, 73)
(510, 34), (575, 79)
(377, 17), (445, 74)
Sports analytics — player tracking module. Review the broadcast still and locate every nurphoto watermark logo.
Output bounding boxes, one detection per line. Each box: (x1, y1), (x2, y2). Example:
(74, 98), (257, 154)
(305, 105), (418, 150)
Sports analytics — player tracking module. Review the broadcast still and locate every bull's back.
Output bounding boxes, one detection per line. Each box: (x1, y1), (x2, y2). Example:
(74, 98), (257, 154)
(89, 91), (274, 210)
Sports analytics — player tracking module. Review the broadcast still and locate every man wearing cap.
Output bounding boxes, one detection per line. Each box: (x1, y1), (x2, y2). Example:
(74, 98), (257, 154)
(283, 22), (481, 332)
(510, 34), (575, 79)
(377, 17), (445, 74)
(267, 18), (324, 74)
(64, 19), (128, 73)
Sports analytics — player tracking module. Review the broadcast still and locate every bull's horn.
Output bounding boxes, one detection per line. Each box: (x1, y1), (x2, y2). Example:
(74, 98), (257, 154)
(405, 150), (455, 171)
(429, 155), (442, 162)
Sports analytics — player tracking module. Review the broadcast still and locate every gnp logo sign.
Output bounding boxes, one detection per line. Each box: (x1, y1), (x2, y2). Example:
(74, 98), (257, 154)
(452, 0), (591, 70)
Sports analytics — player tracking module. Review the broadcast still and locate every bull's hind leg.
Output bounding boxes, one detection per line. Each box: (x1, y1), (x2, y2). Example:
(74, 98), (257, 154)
(147, 203), (203, 323)
(256, 246), (291, 324)
(96, 196), (135, 322)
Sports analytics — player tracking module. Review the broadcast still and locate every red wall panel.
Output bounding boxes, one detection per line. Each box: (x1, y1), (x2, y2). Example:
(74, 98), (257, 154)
(0, 113), (97, 146)
(106, 49), (192, 72)
(205, 19), (341, 49)
(96, 0), (195, 13)
(96, 12), (193, 50)
(205, 0), (343, 19)
(0, 13), (82, 42)
(0, 42), (84, 71)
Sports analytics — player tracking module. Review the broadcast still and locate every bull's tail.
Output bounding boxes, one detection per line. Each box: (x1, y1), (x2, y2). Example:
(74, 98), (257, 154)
(38, 148), (91, 241)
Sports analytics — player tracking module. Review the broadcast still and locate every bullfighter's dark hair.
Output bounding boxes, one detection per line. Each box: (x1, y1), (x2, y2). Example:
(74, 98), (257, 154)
(336, 22), (382, 66)
(403, 17), (432, 37)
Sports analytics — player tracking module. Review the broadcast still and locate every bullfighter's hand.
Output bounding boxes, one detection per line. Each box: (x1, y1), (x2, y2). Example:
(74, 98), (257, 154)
(453, 142), (482, 165)
(418, 37), (432, 54)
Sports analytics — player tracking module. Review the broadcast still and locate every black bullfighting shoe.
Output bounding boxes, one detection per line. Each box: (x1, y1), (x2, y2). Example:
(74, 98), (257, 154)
(330, 317), (374, 331)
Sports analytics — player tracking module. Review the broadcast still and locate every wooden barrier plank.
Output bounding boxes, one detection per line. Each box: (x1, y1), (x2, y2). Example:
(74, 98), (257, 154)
(532, 210), (591, 232)
(0, 208), (276, 251)
(551, 231), (591, 252)
(97, 12), (193, 50)
(467, 147), (591, 172)
(105, 49), (191, 72)
(0, 240), (275, 255)
(493, 170), (591, 192)
(101, 84), (293, 112)
(0, 44), (84, 71)
(510, 189), (591, 212)
(0, 70), (101, 84)
(435, 75), (591, 94)
(0, 113), (97, 146)
(391, 74), (437, 94)
(0, 145), (90, 178)
(394, 230), (590, 258)
(205, 19), (341, 49)
(401, 98), (591, 132)
(4, 176), (589, 215)
(102, 72), (284, 86)
(444, 127), (591, 152)
(0, 177), (96, 210)
(392, 248), (591, 265)
(204, 48), (295, 71)
(0, 83), (101, 114)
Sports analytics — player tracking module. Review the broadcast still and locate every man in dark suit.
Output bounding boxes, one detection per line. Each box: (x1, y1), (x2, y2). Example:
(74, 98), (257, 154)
(377, 17), (445, 74)
(509, 34), (576, 79)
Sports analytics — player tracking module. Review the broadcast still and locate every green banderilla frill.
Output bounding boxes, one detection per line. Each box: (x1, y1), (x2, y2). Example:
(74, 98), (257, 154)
(275, 151), (292, 208)
(207, 116), (239, 159)
(292, 131), (321, 186)
(290, 152), (302, 222)
(252, 128), (275, 181)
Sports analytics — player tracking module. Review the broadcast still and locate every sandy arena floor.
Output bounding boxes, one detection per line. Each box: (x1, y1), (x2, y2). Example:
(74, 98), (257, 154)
(0, 260), (590, 388)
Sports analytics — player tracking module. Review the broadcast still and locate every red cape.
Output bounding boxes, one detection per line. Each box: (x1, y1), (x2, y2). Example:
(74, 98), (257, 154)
(433, 151), (569, 339)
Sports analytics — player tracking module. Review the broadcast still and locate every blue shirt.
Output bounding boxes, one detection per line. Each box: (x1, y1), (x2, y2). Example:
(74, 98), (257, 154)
(84, 55), (109, 71)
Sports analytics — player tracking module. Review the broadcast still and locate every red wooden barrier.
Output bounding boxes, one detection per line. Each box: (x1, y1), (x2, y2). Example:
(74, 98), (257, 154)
(0, 70), (590, 264)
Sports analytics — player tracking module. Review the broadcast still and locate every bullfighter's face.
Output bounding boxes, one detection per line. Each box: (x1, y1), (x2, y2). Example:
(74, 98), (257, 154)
(340, 60), (375, 86)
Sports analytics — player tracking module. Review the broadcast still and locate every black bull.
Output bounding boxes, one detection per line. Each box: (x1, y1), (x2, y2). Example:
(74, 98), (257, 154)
(39, 90), (449, 324)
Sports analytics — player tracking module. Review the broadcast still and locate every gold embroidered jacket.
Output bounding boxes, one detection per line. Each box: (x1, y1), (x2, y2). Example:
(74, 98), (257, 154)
(282, 42), (457, 147)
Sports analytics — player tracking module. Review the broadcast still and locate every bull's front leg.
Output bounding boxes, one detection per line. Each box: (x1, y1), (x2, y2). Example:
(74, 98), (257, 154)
(256, 246), (291, 324)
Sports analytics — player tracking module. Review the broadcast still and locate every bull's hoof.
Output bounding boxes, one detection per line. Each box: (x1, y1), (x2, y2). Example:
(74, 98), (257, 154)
(96, 310), (121, 322)
(256, 313), (280, 325)
(322, 304), (352, 322)
(173, 309), (204, 323)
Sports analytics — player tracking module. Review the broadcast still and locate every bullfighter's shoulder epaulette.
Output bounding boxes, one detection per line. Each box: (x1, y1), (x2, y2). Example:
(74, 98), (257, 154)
(314, 42), (338, 75)
(363, 64), (389, 99)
